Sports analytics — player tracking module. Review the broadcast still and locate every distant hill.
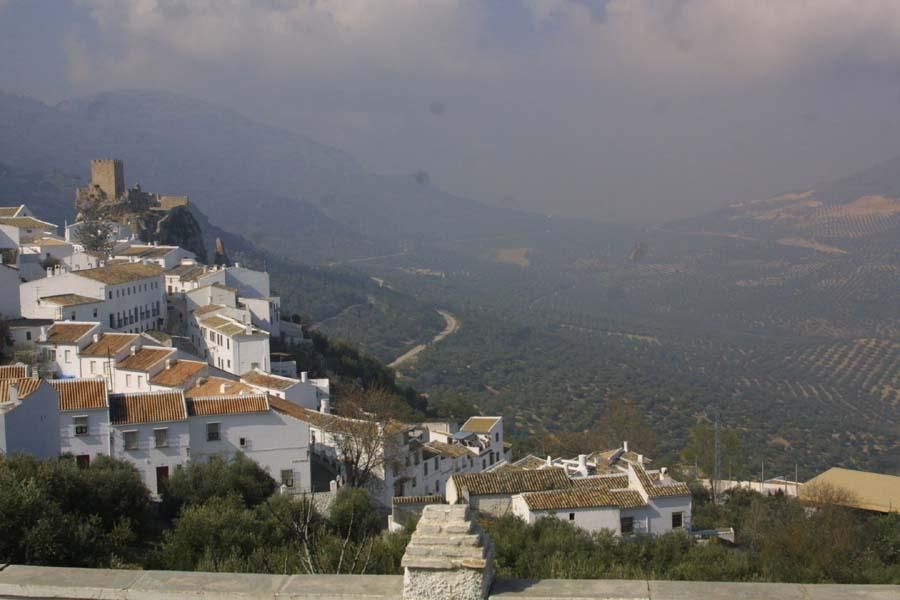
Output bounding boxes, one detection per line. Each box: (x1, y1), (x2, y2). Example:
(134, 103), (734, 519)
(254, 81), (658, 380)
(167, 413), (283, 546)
(0, 90), (547, 263)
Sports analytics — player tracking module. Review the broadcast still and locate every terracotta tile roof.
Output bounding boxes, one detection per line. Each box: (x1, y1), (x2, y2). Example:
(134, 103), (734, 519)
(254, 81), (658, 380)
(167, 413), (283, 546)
(0, 365), (28, 379)
(632, 463), (690, 497)
(241, 368), (298, 391)
(187, 394), (270, 416)
(268, 395), (338, 428)
(109, 391), (187, 424)
(117, 245), (178, 259)
(460, 416), (501, 434)
(45, 323), (96, 345)
(0, 206), (23, 217)
(116, 347), (176, 372)
(41, 293), (102, 306)
(450, 468), (570, 497)
(0, 378), (43, 402)
(520, 488), (646, 511)
(392, 495), (447, 505)
(80, 333), (140, 357)
(193, 304), (225, 316)
(511, 454), (548, 470)
(149, 360), (207, 388)
(0, 216), (56, 229)
(166, 263), (207, 280)
(74, 262), (163, 284)
(32, 236), (70, 247)
(187, 376), (256, 398)
(572, 474), (630, 492)
(50, 379), (108, 411)
(424, 440), (472, 458)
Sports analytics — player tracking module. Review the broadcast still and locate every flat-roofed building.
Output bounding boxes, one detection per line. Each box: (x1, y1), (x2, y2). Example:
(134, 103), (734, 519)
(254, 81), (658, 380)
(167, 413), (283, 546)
(803, 467), (900, 513)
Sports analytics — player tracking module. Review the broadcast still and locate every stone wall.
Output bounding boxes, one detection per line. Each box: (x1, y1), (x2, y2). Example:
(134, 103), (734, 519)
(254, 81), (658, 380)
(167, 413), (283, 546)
(0, 565), (896, 599)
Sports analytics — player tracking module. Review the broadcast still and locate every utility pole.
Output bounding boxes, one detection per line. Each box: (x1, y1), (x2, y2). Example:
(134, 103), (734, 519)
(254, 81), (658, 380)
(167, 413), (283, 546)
(713, 411), (721, 504)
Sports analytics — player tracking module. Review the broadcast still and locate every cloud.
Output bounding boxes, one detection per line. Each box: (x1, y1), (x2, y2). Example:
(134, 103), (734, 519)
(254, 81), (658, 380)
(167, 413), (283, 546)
(55, 1), (900, 221)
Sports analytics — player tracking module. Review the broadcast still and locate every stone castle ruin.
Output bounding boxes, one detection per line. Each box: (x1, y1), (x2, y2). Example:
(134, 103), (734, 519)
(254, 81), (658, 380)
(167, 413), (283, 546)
(75, 160), (206, 262)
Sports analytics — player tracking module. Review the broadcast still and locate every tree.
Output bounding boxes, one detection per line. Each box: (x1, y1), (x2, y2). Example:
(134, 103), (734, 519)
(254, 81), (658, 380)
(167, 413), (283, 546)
(680, 422), (741, 480)
(327, 386), (410, 488)
(598, 396), (657, 454)
(161, 454), (276, 520)
(74, 204), (116, 255)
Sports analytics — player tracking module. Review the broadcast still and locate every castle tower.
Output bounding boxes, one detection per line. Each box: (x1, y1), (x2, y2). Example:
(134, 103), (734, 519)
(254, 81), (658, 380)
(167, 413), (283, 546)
(90, 159), (125, 199)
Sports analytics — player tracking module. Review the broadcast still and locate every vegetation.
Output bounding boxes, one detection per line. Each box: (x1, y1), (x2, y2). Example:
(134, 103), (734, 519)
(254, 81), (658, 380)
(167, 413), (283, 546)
(486, 488), (900, 583)
(73, 203), (116, 255)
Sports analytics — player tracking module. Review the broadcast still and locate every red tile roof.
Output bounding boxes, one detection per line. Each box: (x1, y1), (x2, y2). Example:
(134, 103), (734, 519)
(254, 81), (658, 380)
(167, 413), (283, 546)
(187, 394), (269, 416)
(109, 391), (187, 424)
(50, 379), (108, 411)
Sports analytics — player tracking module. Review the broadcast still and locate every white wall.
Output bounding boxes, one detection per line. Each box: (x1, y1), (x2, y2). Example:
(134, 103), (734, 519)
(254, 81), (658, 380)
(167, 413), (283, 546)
(188, 410), (312, 492)
(511, 495), (623, 533)
(0, 382), (60, 458)
(110, 420), (190, 496)
(0, 264), (20, 318)
(222, 266), (270, 297)
(240, 296), (280, 337)
(60, 407), (110, 463)
(0, 224), (20, 249)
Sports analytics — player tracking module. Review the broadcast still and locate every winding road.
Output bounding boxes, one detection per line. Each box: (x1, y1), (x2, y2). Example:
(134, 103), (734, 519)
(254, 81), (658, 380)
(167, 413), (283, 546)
(388, 309), (459, 370)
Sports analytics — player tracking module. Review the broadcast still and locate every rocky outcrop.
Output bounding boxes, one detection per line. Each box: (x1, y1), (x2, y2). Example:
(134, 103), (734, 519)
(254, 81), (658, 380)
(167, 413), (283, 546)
(154, 205), (208, 263)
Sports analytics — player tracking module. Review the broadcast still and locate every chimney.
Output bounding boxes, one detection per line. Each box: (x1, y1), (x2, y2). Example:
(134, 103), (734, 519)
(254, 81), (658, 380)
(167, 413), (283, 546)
(660, 467), (668, 477)
(39, 326), (48, 342)
(300, 371), (308, 383)
(577, 454), (588, 477)
(623, 441), (628, 453)
(219, 383), (228, 394)
(638, 454), (644, 465)
(130, 346), (136, 356)
(7, 383), (18, 404)
(165, 358), (173, 370)
(46, 267), (53, 277)
(319, 397), (331, 414)
(234, 262), (240, 268)
(92, 333), (100, 344)
(329, 480), (338, 493)
(245, 325), (252, 336)
(546, 455), (552, 467)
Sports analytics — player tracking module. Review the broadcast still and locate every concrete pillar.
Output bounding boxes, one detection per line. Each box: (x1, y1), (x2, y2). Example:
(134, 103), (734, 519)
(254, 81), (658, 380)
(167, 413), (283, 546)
(401, 504), (493, 600)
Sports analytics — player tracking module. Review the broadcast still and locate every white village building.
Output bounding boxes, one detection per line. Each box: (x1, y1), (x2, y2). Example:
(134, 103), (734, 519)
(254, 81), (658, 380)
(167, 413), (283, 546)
(0, 377), (60, 459)
(20, 262), (166, 333)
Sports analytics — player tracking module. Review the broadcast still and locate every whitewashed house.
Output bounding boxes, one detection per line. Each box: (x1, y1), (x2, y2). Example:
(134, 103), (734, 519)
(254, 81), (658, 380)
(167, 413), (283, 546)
(108, 390), (191, 496)
(510, 462), (692, 536)
(186, 394), (312, 493)
(20, 263), (166, 333)
(0, 261), (21, 318)
(112, 346), (179, 393)
(78, 332), (159, 388)
(51, 379), (110, 467)
(0, 378), (60, 458)
(0, 213), (57, 248)
(240, 368), (322, 410)
(112, 244), (196, 269)
(196, 313), (270, 375)
(39, 322), (102, 378)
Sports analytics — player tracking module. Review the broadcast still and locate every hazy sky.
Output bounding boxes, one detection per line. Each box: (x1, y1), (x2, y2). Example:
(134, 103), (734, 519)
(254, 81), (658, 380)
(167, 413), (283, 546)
(4, 1), (900, 222)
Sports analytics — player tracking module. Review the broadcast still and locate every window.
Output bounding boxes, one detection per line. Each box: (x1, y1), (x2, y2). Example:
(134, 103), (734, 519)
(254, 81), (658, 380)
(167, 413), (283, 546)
(412, 477), (417, 488)
(434, 457), (439, 470)
(672, 512), (684, 529)
(74, 416), (88, 436)
(482, 459), (486, 469)
(424, 462), (428, 476)
(126, 374), (132, 387)
(90, 361), (96, 374)
(137, 375), (143, 388)
(76, 454), (90, 469)
(620, 517), (634, 535)
(226, 339), (230, 349)
(207, 422), (220, 441)
(154, 428), (169, 448)
(569, 513), (575, 521)
(239, 437), (247, 447)
(64, 349), (71, 363)
(123, 430), (138, 450)
(435, 481), (440, 493)
(227, 359), (231, 369)
(281, 469), (294, 488)
(495, 432), (499, 442)
(25, 331), (31, 341)
(108, 292), (113, 299)
(92, 308), (98, 318)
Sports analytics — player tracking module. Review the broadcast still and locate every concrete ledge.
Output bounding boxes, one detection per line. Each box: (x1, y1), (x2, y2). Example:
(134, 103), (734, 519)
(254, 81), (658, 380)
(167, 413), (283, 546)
(0, 566), (896, 599)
